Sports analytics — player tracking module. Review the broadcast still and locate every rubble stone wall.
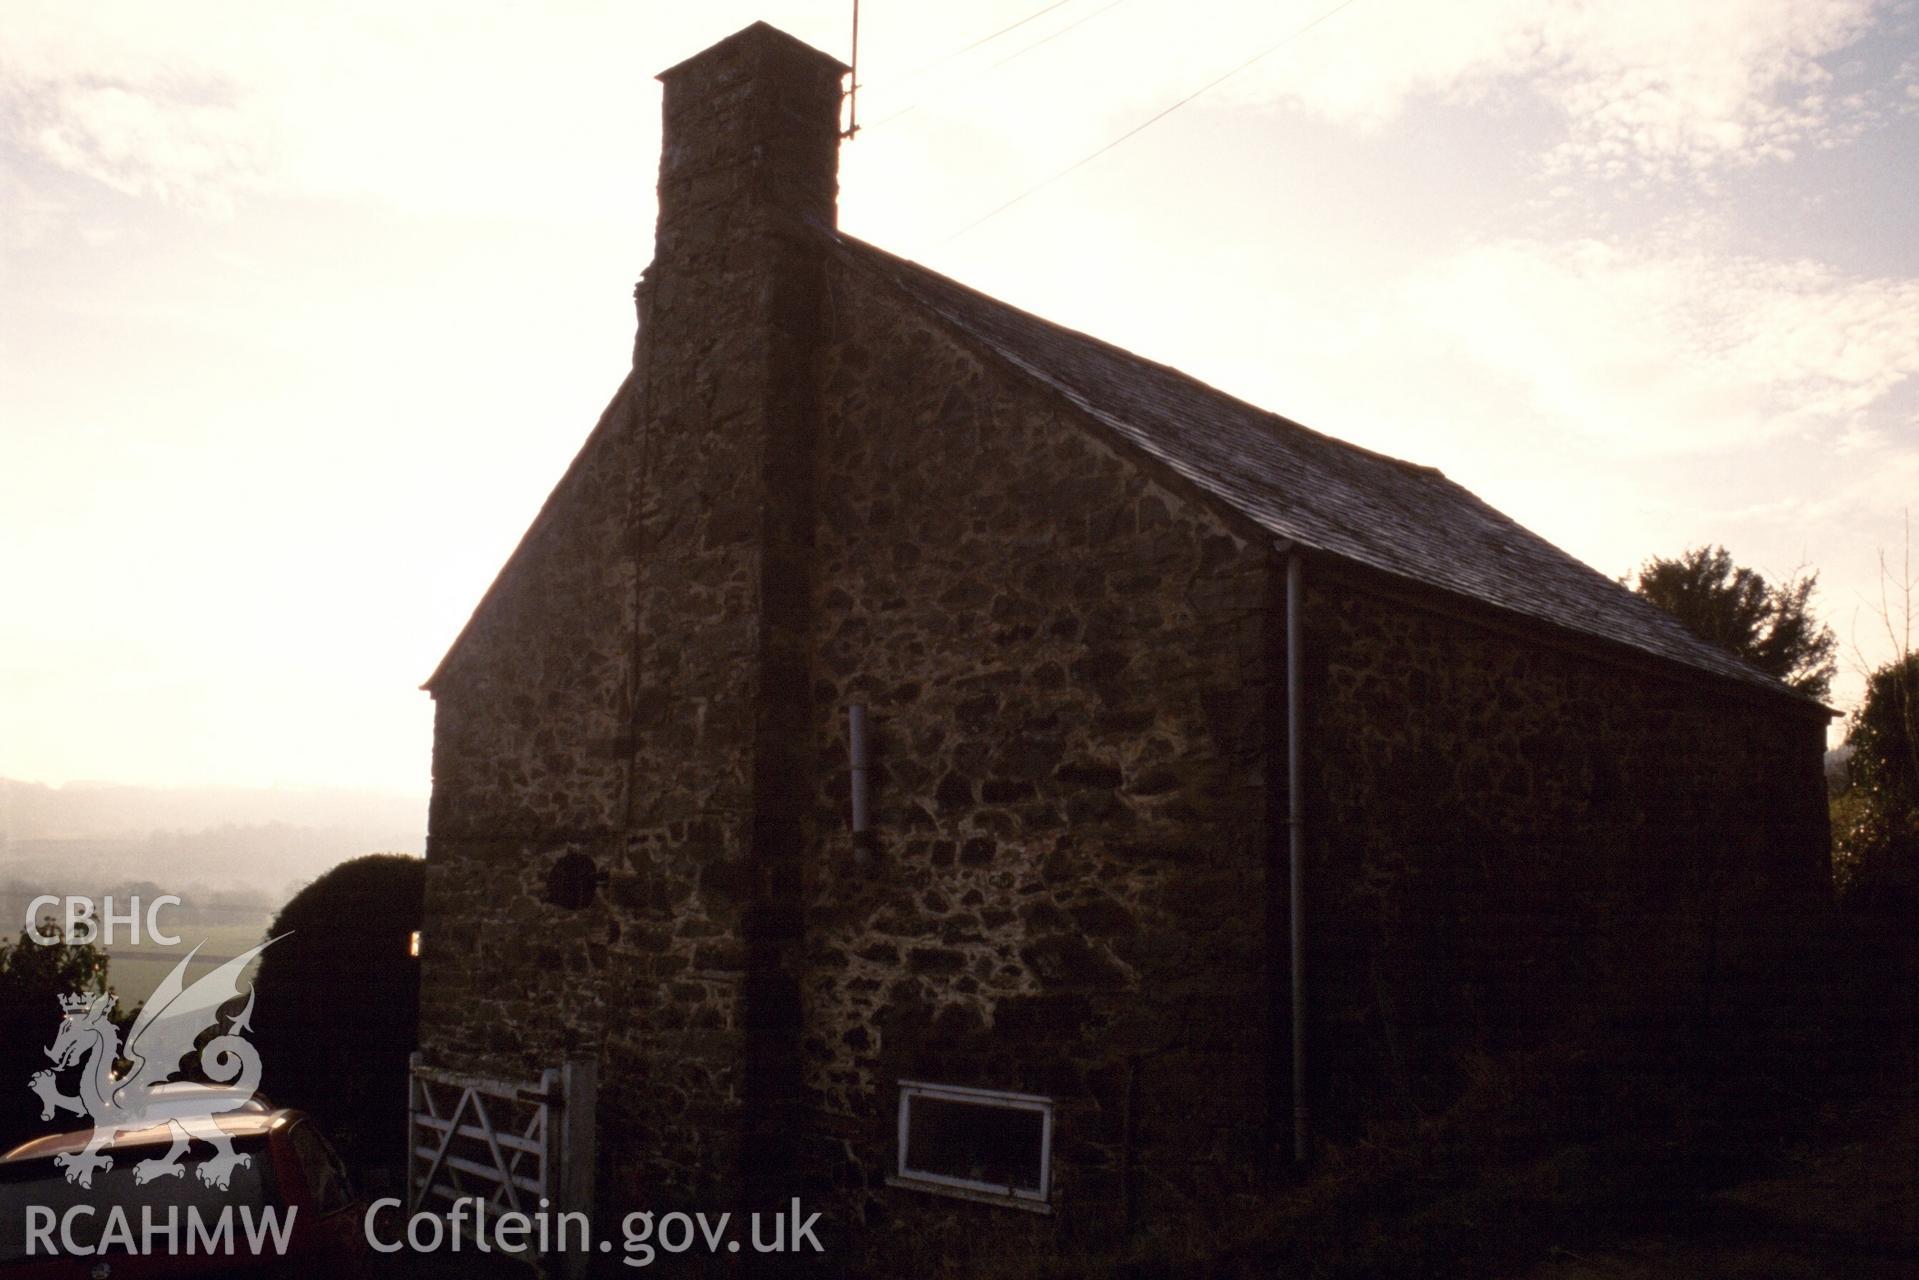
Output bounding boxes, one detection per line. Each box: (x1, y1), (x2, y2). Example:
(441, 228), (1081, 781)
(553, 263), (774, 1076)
(1301, 565), (1832, 1128)
(795, 253), (1278, 1250)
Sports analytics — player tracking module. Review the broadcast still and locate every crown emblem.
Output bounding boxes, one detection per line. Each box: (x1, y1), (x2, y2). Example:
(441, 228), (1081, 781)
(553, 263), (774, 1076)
(59, 992), (109, 1015)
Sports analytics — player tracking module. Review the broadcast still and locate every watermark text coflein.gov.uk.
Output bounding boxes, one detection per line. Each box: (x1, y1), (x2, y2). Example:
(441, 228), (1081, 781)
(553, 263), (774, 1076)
(365, 1195), (825, 1268)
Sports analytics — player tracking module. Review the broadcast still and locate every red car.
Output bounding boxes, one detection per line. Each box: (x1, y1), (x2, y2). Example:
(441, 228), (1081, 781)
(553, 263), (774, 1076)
(0, 1105), (367, 1278)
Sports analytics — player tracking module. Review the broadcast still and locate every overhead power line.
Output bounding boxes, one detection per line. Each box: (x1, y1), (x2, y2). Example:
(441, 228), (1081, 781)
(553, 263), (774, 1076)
(942, 0), (1364, 243)
(862, 0), (1134, 131)
(980, 0), (1132, 76)
(867, 0), (1081, 90)
(952, 0), (1083, 58)
(985, 0), (1133, 74)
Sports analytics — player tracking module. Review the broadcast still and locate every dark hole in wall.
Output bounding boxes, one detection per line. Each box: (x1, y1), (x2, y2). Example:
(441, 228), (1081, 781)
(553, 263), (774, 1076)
(903, 1095), (1045, 1193)
(544, 852), (601, 911)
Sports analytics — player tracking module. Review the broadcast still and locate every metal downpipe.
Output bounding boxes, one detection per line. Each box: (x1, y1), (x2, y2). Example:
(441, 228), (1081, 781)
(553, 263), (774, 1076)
(1286, 546), (1309, 1164)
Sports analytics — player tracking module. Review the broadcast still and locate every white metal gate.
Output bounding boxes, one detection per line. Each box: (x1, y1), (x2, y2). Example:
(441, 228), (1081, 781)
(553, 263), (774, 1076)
(407, 1053), (596, 1274)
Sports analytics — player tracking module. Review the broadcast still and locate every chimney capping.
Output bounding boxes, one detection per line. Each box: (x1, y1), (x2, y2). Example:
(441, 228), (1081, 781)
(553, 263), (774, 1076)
(655, 20), (850, 84)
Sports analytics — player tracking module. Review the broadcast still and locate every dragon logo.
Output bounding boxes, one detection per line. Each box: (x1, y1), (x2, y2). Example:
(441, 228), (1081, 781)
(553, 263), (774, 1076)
(27, 938), (281, 1191)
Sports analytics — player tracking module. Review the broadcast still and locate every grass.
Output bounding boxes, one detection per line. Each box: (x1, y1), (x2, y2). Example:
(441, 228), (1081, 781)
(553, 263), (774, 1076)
(103, 921), (271, 1008)
(885, 901), (1917, 1280)
(921, 1057), (1912, 1280)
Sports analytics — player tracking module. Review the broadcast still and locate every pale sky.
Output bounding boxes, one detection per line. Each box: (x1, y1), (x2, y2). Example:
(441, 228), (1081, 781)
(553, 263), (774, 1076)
(3, 0), (1916, 793)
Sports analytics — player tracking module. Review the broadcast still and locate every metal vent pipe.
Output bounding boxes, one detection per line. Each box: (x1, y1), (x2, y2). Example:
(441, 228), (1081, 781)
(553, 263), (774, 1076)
(849, 704), (872, 846)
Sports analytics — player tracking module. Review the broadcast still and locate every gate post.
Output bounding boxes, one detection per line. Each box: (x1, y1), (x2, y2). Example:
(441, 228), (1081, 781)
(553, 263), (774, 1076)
(560, 1056), (598, 1280)
(406, 1050), (423, 1213)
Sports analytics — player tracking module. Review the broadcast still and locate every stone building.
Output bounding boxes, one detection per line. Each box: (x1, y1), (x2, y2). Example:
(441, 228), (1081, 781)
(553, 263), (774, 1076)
(416, 20), (1831, 1259)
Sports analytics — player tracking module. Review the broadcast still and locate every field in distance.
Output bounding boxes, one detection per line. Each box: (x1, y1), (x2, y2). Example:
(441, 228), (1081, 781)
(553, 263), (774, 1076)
(104, 920), (273, 1009)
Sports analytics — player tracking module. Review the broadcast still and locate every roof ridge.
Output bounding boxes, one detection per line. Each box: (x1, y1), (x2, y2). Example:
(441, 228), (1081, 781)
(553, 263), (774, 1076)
(827, 228), (1446, 482)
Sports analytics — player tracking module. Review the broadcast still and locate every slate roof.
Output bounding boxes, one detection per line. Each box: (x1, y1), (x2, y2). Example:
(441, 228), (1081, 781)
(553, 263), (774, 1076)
(832, 233), (1825, 713)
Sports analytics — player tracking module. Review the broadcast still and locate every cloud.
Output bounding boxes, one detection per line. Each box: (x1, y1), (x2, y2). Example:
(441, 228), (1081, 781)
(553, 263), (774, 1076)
(1237, 0), (1897, 176)
(0, 0), (718, 217)
(9, 0), (1903, 221)
(1, 5), (275, 212)
(15, 78), (267, 212)
(1403, 236), (1919, 455)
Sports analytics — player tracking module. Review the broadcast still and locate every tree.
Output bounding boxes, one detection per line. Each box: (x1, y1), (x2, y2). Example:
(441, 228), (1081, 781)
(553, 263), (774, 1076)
(1834, 648), (1919, 909)
(1851, 652), (1919, 815)
(250, 853), (423, 1173)
(1631, 545), (1838, 699)
(1832, 518), (1919, 908)
(0, 918), (109, 1149)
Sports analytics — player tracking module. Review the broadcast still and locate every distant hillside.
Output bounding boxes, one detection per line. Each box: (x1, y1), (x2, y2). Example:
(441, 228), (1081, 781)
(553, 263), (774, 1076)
(1, 779), (425, 843)
(0, 779), (425, 903)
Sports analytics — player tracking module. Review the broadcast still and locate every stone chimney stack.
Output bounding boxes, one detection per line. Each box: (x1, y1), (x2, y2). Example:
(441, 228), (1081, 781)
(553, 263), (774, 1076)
(654, 22), (846, 254)
(625, 24), (846, 1203)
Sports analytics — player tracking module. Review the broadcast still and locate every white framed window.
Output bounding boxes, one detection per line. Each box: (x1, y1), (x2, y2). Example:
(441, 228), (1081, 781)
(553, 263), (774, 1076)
(887, 1080), (1053, 1211)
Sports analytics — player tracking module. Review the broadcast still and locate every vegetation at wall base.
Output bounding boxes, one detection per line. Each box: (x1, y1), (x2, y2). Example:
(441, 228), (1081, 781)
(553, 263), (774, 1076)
(880, 904), (1913, 1280)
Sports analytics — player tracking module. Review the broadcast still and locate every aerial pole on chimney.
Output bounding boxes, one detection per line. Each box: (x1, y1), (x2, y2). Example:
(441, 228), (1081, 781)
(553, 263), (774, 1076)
(843, 0), (861, 138)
